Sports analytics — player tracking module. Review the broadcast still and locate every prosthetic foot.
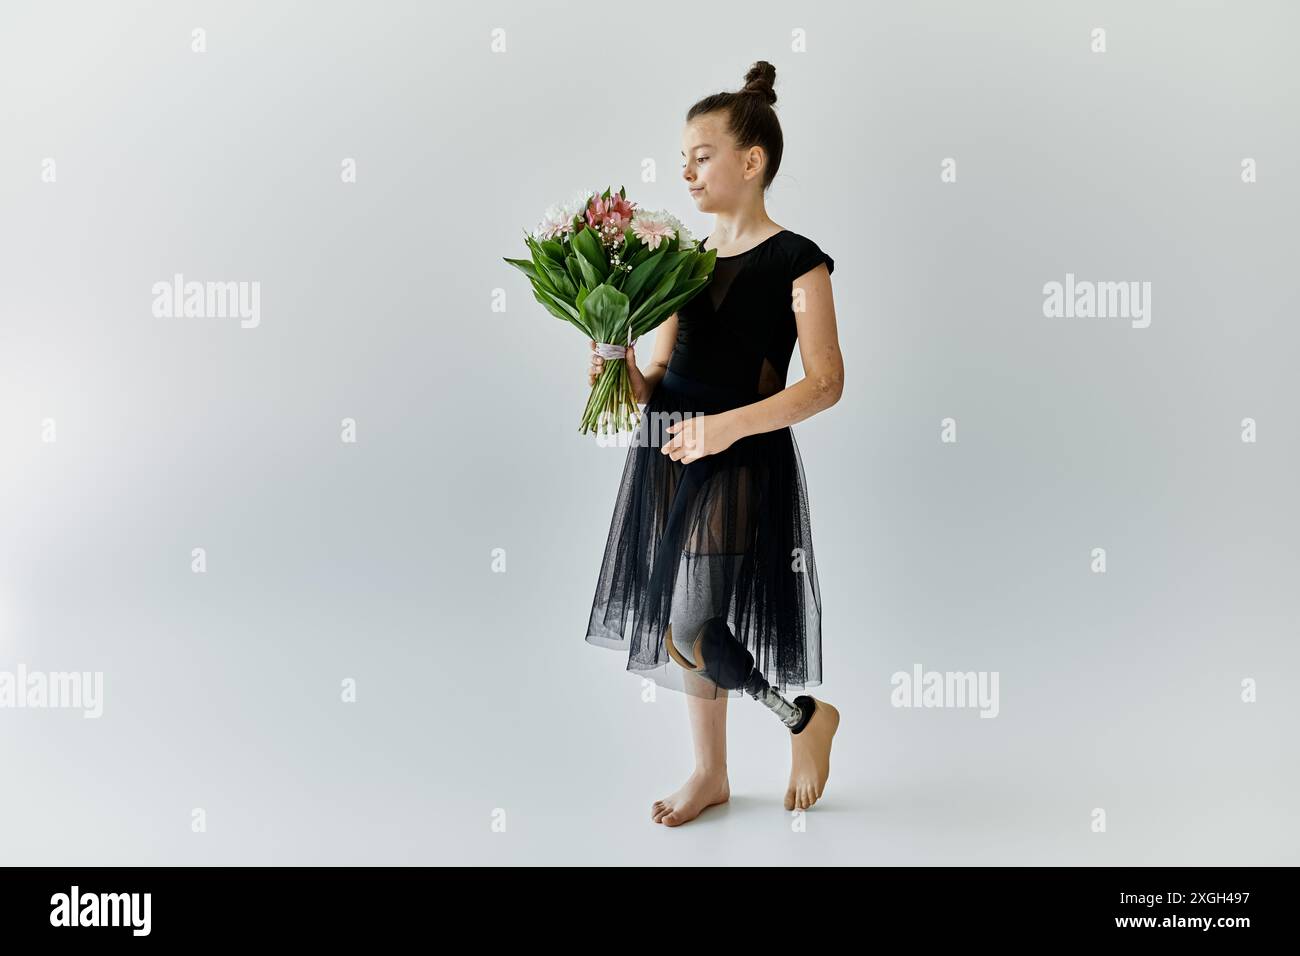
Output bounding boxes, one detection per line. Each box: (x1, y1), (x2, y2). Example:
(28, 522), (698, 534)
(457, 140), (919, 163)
(664, 616), (817, 734)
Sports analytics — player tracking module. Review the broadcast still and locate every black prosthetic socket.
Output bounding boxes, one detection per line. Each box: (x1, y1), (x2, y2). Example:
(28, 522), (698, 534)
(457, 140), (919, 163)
(672, 616), (815, 733)
(789, 695), (817, 734)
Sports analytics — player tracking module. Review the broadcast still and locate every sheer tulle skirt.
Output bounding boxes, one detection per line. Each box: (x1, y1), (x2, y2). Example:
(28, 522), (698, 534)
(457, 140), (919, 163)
(585, 367), (823, 699)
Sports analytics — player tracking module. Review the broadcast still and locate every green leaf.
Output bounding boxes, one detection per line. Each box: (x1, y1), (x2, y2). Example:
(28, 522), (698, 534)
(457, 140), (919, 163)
(622, 244), (671, 302)
(502, 256), (538, 281)
(532, 288), (582, 331)
(579, 283), (630, 343)
(632, 277), (709, 336)
(554, 270), (578, 300)
(528, 259), (559, 297)
(528, 237), (575, 298)
(626, 244), (656, 270)
(571, 226), (609, 283)
(573, 254), (603, 290)
(541, 261), (576, 299)
(522, 236), (555, 286)
(564, 254), (584, 289)
(692, 248), (718, 279)
(628, 254), (694, 327)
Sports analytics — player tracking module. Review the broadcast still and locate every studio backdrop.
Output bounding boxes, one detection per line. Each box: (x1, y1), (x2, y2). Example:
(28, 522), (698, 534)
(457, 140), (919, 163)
(0, 0), (1296, 865)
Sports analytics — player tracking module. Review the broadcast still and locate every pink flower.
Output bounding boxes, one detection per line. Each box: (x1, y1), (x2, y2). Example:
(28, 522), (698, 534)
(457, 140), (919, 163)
(585, 191), (637, 244)
(630, 217), (675, 251)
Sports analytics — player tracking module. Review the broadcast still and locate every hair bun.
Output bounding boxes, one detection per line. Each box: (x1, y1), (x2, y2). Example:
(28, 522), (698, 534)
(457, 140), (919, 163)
(742, 61), (777, 106)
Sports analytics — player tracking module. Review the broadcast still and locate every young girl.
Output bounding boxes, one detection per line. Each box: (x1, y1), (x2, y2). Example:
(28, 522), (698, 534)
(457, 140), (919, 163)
(585, 61), (843, 826)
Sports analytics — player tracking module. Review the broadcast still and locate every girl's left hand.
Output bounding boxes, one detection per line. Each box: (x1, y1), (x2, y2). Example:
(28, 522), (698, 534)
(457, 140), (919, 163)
(661, 413), (740, 463)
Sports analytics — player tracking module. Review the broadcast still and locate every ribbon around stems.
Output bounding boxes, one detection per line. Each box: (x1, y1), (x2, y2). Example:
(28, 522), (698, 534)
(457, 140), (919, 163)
(592, 335), (638, 360)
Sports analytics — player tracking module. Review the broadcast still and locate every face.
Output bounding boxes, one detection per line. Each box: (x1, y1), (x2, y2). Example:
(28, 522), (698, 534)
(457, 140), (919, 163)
(681, 112), (764, 213)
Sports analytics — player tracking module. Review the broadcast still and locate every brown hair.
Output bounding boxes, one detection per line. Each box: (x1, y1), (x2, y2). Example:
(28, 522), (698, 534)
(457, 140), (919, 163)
(686, 61), (784, 191)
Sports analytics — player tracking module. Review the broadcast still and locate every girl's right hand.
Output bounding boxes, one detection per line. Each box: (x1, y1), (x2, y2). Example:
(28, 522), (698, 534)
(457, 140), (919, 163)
(589, 339), (650, 403)
(624, 345), (649, 404)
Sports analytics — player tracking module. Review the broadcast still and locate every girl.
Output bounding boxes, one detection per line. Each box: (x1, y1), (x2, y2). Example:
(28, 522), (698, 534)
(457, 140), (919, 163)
(585, 61), (843, 826)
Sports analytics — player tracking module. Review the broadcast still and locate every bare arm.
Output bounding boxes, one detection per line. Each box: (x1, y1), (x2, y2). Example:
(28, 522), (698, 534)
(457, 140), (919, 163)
(637, 311), (677, 398)
(725, 264), (843, 439)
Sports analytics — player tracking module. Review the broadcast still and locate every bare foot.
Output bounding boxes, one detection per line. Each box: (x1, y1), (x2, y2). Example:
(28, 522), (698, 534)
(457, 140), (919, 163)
(785, 697), (840, 811)
(651, 769), (730, 826)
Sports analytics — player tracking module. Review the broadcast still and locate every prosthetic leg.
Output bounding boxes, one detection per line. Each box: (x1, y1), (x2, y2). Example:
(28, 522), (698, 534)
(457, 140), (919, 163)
(665, 616), (817, 734)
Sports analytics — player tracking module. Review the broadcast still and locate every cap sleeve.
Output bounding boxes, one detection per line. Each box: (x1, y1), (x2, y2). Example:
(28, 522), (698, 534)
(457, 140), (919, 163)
(788, 233), (834, 282)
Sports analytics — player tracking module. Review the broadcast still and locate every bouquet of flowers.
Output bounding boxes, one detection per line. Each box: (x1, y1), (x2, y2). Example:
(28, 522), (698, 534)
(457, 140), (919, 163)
(504, 186), (716, 434)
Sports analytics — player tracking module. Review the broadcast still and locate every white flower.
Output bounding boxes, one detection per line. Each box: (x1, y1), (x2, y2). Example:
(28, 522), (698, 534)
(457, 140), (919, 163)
(534, 205), (570, 239)
(534, 187), (601, 239)
(664, 212), (695, 249)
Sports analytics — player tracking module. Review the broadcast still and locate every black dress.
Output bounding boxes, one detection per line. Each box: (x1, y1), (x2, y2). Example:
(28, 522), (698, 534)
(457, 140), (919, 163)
(585, 229), (835, 699)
